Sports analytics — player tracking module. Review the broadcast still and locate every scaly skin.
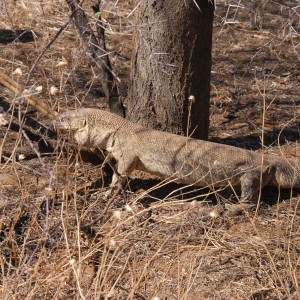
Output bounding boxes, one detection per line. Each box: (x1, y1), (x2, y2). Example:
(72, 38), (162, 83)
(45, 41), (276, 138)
(55, 108), (300, 211)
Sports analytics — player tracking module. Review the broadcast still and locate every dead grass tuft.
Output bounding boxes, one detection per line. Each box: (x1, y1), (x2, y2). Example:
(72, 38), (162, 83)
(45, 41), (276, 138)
(0, 0), (299, 299)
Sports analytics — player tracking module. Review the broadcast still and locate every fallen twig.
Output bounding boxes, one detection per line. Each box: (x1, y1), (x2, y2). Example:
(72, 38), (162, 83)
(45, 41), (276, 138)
(0, 71), (57, 117)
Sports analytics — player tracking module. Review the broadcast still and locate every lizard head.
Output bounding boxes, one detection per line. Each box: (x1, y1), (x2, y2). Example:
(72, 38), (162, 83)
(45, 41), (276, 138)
(54, 109), (87, 132)
(53, 108), (116, 149)
(54, 109), (93, 146)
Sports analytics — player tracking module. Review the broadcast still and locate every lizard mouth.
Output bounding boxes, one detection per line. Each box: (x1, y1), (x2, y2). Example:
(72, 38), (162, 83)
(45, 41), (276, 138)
(53, 113), (73, 130)
(51, 115), (71, 131)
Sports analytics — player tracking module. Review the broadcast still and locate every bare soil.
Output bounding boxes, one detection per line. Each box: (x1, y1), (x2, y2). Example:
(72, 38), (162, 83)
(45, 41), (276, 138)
(0, 1), (300, 299)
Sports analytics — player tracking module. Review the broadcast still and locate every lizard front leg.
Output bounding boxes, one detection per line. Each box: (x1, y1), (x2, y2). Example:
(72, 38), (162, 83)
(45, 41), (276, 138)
(105, 151), (139, 198)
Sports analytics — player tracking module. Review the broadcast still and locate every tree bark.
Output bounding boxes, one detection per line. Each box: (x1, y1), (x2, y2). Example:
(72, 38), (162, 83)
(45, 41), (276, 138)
(126, 0), (214, 139)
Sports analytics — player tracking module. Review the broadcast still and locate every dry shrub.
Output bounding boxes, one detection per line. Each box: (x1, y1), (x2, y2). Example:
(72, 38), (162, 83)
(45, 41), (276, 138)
(0, 0), (299, 299)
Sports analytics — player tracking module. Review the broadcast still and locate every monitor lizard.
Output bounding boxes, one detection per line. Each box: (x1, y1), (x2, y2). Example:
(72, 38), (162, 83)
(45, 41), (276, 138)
(55, 108), (300, 213)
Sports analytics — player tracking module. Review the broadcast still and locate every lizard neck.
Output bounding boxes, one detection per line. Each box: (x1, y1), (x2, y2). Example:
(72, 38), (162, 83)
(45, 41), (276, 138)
(87, 126), (113, 149)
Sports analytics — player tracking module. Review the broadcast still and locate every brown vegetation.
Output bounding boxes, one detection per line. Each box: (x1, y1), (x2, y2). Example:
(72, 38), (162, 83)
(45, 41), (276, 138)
(0, 0), (299, 299)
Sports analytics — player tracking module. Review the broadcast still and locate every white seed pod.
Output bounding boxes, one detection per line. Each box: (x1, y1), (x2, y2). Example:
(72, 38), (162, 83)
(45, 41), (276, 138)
(13, 68), (23, 76)
(125, 204), (133, 212)
(50, 86), (58, 95)
(188, 95), (195, 103)
(18, 154), (25, 161)
(209, 210), (219, 218)
(35, 86), (43, 92)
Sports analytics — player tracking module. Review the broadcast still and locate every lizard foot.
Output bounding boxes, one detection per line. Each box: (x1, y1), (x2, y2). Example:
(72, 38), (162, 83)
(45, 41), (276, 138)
(225, 202), (257, 216)
(103, 182), (123, 200)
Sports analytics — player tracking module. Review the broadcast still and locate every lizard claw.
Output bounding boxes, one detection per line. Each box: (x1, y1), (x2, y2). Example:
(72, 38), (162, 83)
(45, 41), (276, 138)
(225, 203), (256, 216)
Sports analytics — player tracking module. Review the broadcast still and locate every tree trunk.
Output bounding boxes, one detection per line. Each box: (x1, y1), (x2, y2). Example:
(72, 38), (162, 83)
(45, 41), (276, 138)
(126, 0), (214, 139)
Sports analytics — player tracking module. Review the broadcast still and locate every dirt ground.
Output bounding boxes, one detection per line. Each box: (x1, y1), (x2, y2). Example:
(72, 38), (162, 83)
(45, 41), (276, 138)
(0, 1), (300, 299)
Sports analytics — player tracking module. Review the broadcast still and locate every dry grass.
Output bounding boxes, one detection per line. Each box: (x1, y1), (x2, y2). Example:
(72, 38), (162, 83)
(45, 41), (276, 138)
(0, 0), (300, 299)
